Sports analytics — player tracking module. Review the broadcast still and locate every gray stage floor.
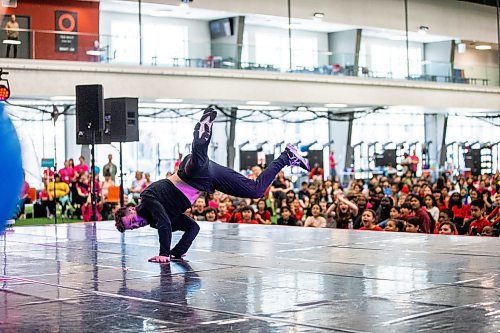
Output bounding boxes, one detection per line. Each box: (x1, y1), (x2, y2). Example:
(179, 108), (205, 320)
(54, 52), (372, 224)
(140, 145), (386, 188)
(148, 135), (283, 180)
(0, 221), (499, 332)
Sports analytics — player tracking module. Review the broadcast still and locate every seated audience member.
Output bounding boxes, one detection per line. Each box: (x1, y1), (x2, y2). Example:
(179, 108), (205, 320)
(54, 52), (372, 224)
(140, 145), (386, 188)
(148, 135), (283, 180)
(304, 204), (327, 228)
(481, 226), (495, 237)
(309, 162), (324, 183)
(384, 219), (405, 232)
(100, 171), (115, 200)
(285, 189), (296, 207)
(291, 198), (304, 222)
(204, 207), (218, 222)
(359, 209), (383, 231)
(16, 176), (31, 219)
(438, 221), (458, 235)
(353, 194), (368, 229)
(192, 196), (207, 221)
(376, 197), (393, 226)
(406, 217), (423, 233)
(217, 202), (232, 222)
(464, 200), (490, 236)
(48, 173), (71, 217)
(408, 194), (431, 234)
(487, 192), (500, 223)
(129, 171), (146, 204)
(297, 181), (309, 201)
(143, 172), (153, 189)
(399, 203), (413, 220)
(82, 195), (102, 222)
(237, 206), (258, 224)
(277, 206), (299, 226)
(423, 194), (440, 222)
(73, 173), (90, 206)
(436, 209), (454, 233)
(448, 192), (467, 227)
(255, 199), (272, 225)
(327, 193), (358, 229)
(270, 171), (293, 209)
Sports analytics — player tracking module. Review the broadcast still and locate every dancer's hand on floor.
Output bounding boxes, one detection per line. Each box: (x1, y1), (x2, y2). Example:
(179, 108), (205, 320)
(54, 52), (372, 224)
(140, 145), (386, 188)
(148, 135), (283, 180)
(148, 255), (170, 263)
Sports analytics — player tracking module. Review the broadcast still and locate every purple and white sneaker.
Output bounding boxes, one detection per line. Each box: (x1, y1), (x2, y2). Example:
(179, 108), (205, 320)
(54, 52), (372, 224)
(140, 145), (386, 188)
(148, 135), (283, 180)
(193, 107), (217, 143)
(285, 143), (310, 171)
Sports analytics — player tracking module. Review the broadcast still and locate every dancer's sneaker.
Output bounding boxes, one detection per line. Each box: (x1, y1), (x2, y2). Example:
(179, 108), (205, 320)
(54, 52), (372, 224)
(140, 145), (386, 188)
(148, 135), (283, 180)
(193, 107), (217, 144)
(285, 143), (310, 171)
(170, 253), (188, 262)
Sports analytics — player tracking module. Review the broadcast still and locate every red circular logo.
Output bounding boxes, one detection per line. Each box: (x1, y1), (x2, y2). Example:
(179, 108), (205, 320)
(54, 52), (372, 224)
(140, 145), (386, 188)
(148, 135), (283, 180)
(58, 13), (75, 32)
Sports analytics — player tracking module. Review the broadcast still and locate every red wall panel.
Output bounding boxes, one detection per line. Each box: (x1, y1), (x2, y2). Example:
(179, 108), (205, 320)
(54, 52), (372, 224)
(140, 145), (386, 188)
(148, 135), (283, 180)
(3, 0), (100, 61)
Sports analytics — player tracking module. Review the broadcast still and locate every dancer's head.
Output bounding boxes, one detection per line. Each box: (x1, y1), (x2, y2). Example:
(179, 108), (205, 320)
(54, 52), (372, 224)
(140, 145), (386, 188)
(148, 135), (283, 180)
(114, 206), (149, 232)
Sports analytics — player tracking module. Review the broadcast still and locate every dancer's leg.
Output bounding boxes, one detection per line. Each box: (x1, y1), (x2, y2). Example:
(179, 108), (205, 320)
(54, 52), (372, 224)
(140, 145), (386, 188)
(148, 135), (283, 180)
(170, 214), (200, 257)
(183, 107), (217, 176)
(209, 144), (309, 198)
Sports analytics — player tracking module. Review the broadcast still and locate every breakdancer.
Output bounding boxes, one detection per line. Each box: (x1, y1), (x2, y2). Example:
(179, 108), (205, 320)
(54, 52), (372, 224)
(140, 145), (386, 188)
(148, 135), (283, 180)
(115, 107), (310, 263)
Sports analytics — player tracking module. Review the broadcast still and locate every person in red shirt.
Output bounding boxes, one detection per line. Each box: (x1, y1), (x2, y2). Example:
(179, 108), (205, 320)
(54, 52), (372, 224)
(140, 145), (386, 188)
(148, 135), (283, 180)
(237, 206), (258, 224)
(217, 202), (232, 222)
(309, 162), (324, 182)
(408, 194), (431, 233)
(466, 200), (490, 236)
(254, 199), (271, 224)
(58, 160), (75, 184)
(410, 150), (419, 176)
(359, 209), (383, 231)
(74, 155), (90, 178)
(449, 192), (468, 219)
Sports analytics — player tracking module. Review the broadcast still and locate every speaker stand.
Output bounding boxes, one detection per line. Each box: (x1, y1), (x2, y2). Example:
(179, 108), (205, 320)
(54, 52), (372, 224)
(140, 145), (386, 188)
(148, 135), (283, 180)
(119, 142), (125, 207)
(90, 129), (98, 221)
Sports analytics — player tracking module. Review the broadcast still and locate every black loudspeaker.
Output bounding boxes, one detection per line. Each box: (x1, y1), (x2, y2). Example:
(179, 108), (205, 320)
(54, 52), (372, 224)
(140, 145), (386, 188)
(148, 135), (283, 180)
(383, 149), (397, 167)
(375, 153), (385, 167)
(265, 154), (274, 168)
(240, 150), (257, 170)
(76, 84), (104, 144)
(307, 150), (323, 168)
(345, 146), (354, 168)
(104, 98), (139, 142)
(465, 149), (481, 176)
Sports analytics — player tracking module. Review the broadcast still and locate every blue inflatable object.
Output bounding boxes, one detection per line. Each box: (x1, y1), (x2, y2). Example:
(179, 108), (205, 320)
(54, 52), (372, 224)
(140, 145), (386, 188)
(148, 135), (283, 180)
(0, 102), (23, 232)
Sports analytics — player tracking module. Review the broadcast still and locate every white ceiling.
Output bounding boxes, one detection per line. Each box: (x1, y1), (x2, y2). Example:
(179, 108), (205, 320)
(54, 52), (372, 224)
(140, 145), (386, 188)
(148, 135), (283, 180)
(99, 0), (455, 43)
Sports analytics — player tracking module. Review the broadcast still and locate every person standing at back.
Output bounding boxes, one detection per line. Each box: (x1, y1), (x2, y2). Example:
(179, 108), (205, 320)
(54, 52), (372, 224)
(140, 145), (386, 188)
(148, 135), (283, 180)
(5, 15), (20, 58)
(102, 154), (117, 182)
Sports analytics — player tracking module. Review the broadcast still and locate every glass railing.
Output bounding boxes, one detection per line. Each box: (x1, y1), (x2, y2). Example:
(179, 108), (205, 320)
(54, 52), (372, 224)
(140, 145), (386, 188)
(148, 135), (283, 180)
(1, 28), (498, 87)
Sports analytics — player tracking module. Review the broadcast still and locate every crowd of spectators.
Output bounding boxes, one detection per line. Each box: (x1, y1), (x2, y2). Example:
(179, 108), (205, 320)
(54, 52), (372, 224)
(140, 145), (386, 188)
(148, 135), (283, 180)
(177, 164), (500, 238)
(14, 152), (500, 239)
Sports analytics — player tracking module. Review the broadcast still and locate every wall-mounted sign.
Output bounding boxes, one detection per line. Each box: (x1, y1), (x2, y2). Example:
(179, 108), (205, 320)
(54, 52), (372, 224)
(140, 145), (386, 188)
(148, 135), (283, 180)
(55, 10), (77, 53)
(41, 158), (55, 168)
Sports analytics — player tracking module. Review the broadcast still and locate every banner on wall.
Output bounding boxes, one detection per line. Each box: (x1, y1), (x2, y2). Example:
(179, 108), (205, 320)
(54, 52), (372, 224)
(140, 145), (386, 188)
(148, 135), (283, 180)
(55, 10), (78, 53)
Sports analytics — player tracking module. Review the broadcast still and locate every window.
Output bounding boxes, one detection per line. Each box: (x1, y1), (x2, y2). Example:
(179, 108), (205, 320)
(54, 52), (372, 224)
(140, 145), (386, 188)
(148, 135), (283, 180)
(254, 33), (318, 70)
(110, 21), (188, 65)
(360, 38), (423, 78)
(110, 21), (140, 64)
(143, 24), (188, 65)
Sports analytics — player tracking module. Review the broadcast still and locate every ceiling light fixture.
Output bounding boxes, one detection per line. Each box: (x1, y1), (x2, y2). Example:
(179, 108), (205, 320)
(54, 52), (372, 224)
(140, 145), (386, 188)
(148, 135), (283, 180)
(313, 12), (325, 18)
(50, 96), (75, 101)
(325, 103), (347, 108)
(155, 98), (183, 103)
(418, 25), (429, 34)
(246, 101), (270, 105)
(475, 44), (491, 50)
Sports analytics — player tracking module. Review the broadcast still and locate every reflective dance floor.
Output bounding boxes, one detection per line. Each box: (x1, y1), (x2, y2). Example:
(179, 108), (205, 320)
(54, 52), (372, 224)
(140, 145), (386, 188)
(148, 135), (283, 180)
(0, 221), (499, 332)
